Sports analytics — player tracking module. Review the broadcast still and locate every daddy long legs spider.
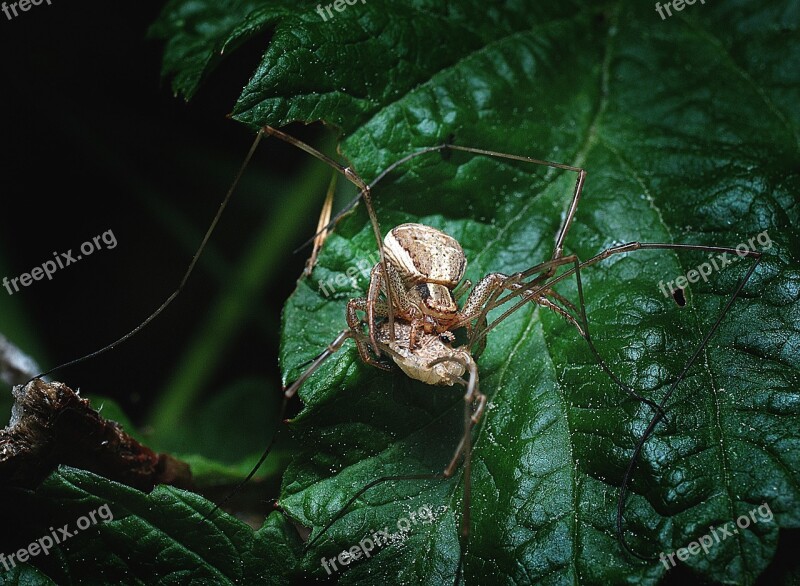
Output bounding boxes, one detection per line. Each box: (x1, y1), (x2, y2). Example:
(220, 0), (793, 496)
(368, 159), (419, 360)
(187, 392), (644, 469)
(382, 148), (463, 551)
(251, 127), (763, 581)
(29, 124), (765, 584)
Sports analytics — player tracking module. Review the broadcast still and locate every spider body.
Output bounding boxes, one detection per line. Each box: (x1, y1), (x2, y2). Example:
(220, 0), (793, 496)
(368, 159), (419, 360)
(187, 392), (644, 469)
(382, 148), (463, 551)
(374, 223), (464, 335)
(368, 222), (541, 349)
(383, 223), (466, 288)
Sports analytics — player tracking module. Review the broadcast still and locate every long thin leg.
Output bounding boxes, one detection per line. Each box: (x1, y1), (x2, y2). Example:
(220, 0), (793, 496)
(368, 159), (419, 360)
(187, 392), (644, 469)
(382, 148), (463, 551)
(470, 255), (664, 415)
(368, 262), (427, 348)
(292, 143), (452, 255)
(567, 256), (667, 415)
(299, 142), (585, 289)
(279, 134), (590, 363)
(427, 355), (484, 586)
(284, 330), (356, 399)
(458, 269), (580, 336)
(291, 139), (587, 350)
(467, 241), (763, 557)
(443, 144), (586, 269)
(471, 245), (764, 419)
(200, 390), (290, 523)
(465, 256), (578, 351)
(346, 297), (393, 370)
(27, 124), (456, 382)
(206, 312), (420, 524)
(29, 128), (268, 383)
(473, 243), (764, 347)
(262, 125), (396, 351)
(303, 352), (483, 586)
(202, 327), (364, 522)
(462, 258), (664, 416)
(613, 251), (762, 559)
(453, 279), (473, 302)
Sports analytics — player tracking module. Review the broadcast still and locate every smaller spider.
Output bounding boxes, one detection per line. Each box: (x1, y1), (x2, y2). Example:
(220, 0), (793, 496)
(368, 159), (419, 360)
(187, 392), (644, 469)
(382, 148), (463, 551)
(285, 314), (486, 571)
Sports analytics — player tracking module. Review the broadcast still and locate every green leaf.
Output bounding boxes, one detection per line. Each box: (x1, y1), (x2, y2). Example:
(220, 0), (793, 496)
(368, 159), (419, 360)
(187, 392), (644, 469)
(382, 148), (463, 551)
(11, 467), (301, 585)
(0, 564), (56, 586)
(147, 378), (293, 483)
(154, 0), (800, 583)
(149, 0), (297, 100)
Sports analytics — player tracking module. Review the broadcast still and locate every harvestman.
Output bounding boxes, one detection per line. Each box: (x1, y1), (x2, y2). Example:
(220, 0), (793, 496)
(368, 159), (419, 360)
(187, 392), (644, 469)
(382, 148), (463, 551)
(247, 127), (763, 573)
(28, 125), (763, 576)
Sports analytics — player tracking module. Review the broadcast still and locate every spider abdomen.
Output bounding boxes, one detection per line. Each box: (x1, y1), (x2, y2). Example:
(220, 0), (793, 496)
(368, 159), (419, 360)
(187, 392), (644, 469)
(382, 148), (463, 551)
(376, 321), (471, 386)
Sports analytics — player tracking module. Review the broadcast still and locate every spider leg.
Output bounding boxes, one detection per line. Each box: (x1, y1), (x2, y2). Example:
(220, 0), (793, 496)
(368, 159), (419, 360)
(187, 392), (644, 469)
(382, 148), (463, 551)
(479, 242), (765, 347)
(566, 257), (668, 420)
(427, 354), (484, 586)
(304, 351), (483, 586)
(546, 286), (578, 312)
(206, 327), (370, 520)
(463, 241), (763, 558)
(262, 125), (397, 352)
(442, 144), (586, 272)
(283, 136), (588, 363)
(474, 243), (759, 420)
(205, 307), (418, 526)
(453, 278), (472, 302)
(298, 138), (584, 259)
(502, 255), (667, 417)
(347, 297), (393, 371)
(458, 270), (548, 344)
(368, 262), (422, 349)
(465, 256), (578, 349)
(470, 315), (489, 359)
(456, 259), (666, 417)
(293, 143), (451, 254)
(606, 246), (763, 559)
(455, 268), (575, 341)
(297, 315), (454, 550)
(30, 129), (268, 383)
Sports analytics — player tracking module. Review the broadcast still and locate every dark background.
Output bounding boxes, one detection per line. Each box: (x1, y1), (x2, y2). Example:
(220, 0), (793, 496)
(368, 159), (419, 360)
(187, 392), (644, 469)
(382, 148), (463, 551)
(0, 2), (327, 423)
(0, 4), (796, 584)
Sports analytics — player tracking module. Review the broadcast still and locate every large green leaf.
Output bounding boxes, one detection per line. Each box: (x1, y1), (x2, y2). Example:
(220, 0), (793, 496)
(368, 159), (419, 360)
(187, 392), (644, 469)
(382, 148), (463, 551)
(152, 0), (800, 583)
(0, 467), (301, 585)
(0, 564), (55, 586)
